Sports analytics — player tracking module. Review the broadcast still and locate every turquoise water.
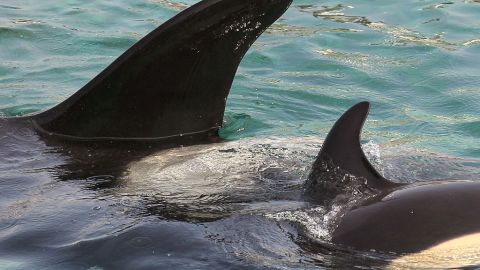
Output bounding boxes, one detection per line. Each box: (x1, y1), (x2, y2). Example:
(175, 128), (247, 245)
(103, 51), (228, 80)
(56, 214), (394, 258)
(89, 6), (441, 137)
(1, 1), (480, 269)
(1, 0), (479, 157)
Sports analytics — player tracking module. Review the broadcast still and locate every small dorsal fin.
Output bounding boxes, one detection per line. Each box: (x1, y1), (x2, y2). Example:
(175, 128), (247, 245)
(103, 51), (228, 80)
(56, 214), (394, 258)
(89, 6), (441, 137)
(307, 102), (398, 197)
(31, 0), (292, 141)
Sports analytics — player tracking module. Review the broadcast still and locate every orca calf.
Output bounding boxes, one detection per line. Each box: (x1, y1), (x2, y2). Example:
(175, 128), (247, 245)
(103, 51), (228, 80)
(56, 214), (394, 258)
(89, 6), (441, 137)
(304, 101), (480, 255)
(2, 0), (292, 146)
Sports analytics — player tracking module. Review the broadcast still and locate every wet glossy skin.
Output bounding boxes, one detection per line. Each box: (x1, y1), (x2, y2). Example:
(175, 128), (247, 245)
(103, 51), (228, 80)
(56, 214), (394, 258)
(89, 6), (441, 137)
(332, 181), (480, 254)
(0, 0), (294, 226)
(30, 0), (293, 142)
(305, 102), (480, 256)
(0, 0), (293, 185)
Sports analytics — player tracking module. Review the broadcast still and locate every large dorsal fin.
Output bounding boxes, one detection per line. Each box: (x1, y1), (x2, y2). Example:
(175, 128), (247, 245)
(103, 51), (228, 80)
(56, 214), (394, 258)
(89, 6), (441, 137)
(31, 0), (292, 141)
(306, 102), (399, 198)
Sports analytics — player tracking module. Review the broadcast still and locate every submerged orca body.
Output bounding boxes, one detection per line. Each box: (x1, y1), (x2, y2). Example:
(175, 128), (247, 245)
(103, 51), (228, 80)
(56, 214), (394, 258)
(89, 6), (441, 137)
(0, 0), (293, 218)
(2, 0), (478, 262)
(3, 0), (292, 145)
(305, 102), (480, 254)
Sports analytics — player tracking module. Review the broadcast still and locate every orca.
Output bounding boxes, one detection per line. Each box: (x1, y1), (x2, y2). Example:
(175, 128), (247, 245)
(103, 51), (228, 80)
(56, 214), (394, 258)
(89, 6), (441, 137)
(0, 1), (295, 228)
(0, 0), (293, 186)
(2, 0), (292, 145)
(304, 101), (480, 255)
(2, 0), (478, 265)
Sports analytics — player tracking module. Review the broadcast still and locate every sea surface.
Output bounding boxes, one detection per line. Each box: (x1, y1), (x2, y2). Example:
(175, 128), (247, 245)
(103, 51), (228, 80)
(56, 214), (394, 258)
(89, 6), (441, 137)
(0, 0), (479, 269)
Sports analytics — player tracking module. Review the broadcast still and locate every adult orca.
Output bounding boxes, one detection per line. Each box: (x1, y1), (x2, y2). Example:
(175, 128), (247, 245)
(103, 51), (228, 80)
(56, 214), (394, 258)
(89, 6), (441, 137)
(304, 101), (480, 255)
(1, 0), (292, 147)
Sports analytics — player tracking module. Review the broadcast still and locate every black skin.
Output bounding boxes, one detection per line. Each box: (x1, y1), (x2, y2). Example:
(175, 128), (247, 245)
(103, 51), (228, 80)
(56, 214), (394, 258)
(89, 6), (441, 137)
(0, 0), (292, 219)
(25, 0), (293, 141)
(305, 102), (480, 254)
(1, 0), (292, 171)
(332, 181), (480, 254)
(5, 0), (477, 257)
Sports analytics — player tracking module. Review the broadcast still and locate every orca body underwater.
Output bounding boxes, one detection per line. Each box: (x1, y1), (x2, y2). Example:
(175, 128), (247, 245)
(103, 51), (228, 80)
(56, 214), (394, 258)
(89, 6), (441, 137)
(1, 0), (292, 147)
(304, 101), (480, 255)
(2, 0), (478, 263)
